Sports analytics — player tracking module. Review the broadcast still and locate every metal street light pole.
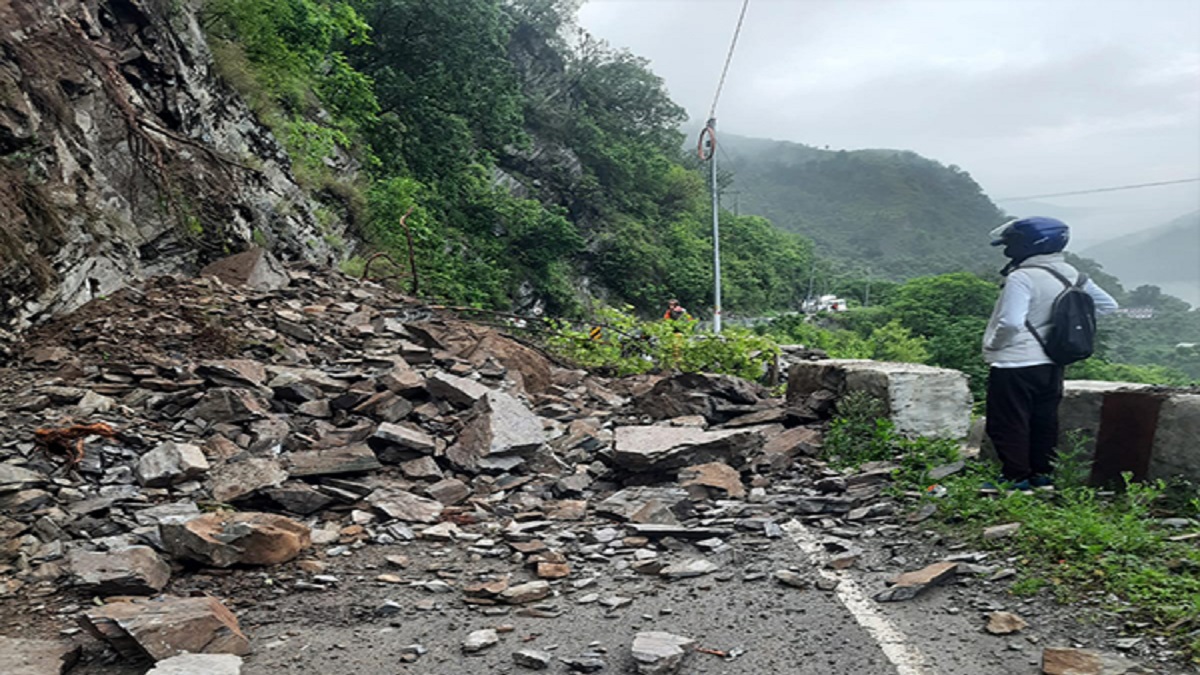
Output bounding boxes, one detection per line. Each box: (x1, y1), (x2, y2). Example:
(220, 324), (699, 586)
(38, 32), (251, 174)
(708, 117), (722, 333)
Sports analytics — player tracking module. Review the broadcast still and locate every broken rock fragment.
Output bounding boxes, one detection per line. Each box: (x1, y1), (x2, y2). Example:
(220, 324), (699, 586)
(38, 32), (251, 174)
(678, 461), (745, 498)
(1041, 647), (1147, 675)
(874, 562), (958, 602)
(161, 512), (310, 566)
(0, 636), (81, 675)
(986, 611), (1028, 635)
(286, 444), (381, 477)
(446, 390), (545, 471)
(631, 631), (695, 675)
(513, 648), (553, 670)
(660, 558), (718, 579)
(136, 441), (210, 487)
(79, 595), (251, 661)
(368, 488), (444, 523)
(427, 372), (492, 406)
(69, 546), (171, 595)
(209, 458), (288, 502)
(499, 580), (551, 604)
(612, 425), (761, 472)
(146, 653), (243, 675)
(462, 628), (499, 653)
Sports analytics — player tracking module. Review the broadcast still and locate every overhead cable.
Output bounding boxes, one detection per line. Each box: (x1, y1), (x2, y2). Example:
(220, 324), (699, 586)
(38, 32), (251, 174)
(708, 0), (750, 121)
(999, 177), (1199, 201)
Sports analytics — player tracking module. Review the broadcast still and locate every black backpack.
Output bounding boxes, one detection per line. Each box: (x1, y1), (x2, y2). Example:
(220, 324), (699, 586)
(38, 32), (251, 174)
(1022, 265), (1096, 366)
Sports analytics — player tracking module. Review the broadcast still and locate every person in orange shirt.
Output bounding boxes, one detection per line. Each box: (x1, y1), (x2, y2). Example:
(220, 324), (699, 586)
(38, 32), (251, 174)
(663, 299), (689, 321)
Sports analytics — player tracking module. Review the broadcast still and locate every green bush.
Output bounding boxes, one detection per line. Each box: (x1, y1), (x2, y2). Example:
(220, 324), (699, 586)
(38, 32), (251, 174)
(545, 305), (779, 380)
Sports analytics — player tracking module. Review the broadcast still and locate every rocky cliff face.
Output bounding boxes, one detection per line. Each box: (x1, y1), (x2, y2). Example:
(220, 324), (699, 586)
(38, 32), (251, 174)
(0, 0), (350, 339)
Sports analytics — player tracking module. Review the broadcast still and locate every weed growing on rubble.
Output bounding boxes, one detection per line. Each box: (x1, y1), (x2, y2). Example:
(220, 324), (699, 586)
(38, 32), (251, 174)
(823, 391), (959, 480)
(544, 305), (780, 380)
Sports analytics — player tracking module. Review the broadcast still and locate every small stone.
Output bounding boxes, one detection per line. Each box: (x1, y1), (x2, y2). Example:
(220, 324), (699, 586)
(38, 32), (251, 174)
(513, 648), (553, 670)
(874, 562), (958, 602)
(660, 559), (718, 579)
(462, 629), (499, 653)
(986, 611), (1028, 635)
(536, 562), (571, 579)
(500, 580), (551, 605)
(773, 569), (808, 589)
(983, 523), (1022, 540)
(1040, 646), (1145, 675)
(632, 631), (695, 675)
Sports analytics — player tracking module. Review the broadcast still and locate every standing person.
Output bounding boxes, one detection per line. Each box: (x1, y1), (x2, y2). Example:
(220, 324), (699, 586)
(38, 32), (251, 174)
(982, 217), (1118, 490)
(663, 299), (690, 321)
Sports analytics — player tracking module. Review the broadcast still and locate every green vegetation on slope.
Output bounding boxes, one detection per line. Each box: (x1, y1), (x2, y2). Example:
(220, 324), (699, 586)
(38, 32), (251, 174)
(203, 0), (818, 317)
(825, 398), (1200, 662)
(718, 134), (1007, 280)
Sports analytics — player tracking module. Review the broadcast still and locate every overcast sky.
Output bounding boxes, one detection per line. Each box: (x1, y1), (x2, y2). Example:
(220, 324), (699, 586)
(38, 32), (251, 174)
(578, 0), (1200, 248)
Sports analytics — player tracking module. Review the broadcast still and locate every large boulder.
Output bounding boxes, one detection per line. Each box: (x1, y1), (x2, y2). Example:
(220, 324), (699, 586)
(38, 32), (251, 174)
(199, 247), (289, 291)
(68, 546), (171, 595)
(0, 636), (81, 675)
(137, 442), (210, 487)
(208, 458), (288, 502)
(446, 391), (545, 471)
(787, 360), (971, 438)
(611, 426), (764, 473)
(79, 595), (250, 661)
(633, 372), (771, 424)
(160, 512), (310, 567)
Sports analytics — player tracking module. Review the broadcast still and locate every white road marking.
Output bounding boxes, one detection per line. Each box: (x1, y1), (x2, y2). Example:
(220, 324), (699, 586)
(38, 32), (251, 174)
(783, 519), (934, 675)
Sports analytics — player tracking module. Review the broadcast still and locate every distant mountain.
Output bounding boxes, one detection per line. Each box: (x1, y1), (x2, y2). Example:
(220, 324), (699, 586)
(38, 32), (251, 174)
(1081, 211), (1200, 307)
(717, 134), (1007, 279)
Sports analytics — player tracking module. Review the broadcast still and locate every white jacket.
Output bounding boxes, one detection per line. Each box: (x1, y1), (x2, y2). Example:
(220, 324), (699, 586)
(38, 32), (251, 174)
(982, 253), (1119, 368)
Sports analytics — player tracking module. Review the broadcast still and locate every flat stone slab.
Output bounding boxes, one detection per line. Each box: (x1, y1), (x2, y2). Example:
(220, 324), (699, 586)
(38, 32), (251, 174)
(209, 458), (288, 502)
(612, 426), (762, 472)
(161, 512), (310, 567)
(874, 561), (958, 602)
(147, 653), (243, 675)
(69, 545), (171, 595)
(0, 636), (81, 675)
(286, 444), (381, 477)
(79, 595), (250, 661)
(632, 631), (695, 675)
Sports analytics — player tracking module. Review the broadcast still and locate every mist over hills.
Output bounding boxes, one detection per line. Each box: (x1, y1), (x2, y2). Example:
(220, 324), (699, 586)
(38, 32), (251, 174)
(1082, 211), (1200, 307)
(716, 134), (1007, 279)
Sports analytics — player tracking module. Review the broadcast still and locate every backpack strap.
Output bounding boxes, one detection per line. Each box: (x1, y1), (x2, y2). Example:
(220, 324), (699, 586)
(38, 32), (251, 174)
(1017, 265), (1088, 358)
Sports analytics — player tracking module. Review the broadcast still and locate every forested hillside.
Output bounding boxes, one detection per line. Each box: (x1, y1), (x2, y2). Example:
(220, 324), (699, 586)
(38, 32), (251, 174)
(1082, 211), (1200, 308)
(202, 0), (818, 318)
(717, 134), (1008, 279)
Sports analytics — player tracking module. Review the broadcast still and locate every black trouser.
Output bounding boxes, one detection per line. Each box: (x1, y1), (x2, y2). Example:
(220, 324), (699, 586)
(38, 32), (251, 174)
(986, 364), (1064, 481)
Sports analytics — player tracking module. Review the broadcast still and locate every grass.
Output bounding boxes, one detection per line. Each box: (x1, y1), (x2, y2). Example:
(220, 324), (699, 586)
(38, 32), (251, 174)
(824, 395), (1200, 663)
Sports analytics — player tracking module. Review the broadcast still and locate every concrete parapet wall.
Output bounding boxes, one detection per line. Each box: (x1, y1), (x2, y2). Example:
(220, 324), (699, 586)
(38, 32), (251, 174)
(787, 359), (972, 438)
(1059, 381), (1200, 483)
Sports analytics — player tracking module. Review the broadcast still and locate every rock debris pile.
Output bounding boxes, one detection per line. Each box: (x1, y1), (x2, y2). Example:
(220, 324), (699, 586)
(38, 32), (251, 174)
(0, 255), (1159, 674)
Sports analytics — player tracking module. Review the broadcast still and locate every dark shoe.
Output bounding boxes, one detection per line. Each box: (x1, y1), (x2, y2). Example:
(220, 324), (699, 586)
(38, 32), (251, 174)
(1009, 479), (1033, 492)
(1030, 475), (1054, 489)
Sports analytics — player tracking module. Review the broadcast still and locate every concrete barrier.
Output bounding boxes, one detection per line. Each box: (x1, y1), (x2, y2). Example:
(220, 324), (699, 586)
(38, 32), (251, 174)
(1059, 381), (1200, 484)
(786, 359), (972, 439)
